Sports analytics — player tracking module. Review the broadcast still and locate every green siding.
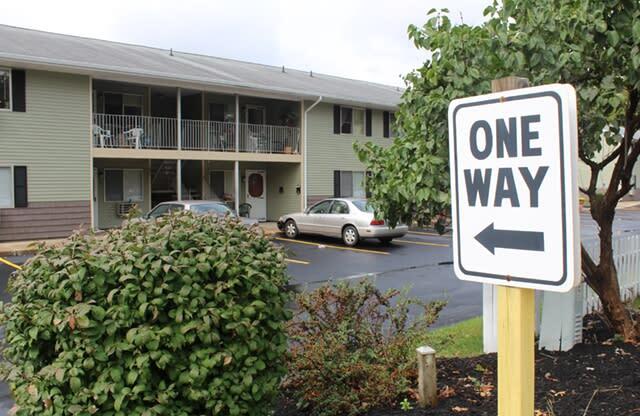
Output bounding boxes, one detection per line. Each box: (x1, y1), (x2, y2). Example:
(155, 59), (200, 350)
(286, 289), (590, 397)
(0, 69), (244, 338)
(266, 163), (301, 218)
(305, 102), (392, 198)
(0, 70), (90, 202)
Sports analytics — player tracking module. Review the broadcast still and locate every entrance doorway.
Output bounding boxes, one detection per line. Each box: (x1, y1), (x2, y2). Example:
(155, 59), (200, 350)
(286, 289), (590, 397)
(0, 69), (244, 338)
(245, 170), (266, 221)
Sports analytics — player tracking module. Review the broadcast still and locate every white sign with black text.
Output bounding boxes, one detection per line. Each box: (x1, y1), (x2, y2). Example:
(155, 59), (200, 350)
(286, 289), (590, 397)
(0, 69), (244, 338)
(448, 84), (580, 292)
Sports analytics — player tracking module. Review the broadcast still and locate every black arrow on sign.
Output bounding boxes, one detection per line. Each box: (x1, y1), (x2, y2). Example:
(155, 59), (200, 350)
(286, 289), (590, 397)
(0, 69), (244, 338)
(474, 223), (545, 255)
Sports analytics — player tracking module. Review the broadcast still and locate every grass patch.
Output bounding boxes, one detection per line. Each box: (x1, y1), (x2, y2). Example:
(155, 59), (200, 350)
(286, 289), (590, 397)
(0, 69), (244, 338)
(412, 316), (483, 358)
(632, 297), (640, 311)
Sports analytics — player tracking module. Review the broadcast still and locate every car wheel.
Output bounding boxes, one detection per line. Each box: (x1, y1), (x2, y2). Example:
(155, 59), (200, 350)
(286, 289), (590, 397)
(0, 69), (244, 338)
(379, 237), (393, 245)
(284, 219), (299, 239)
(342, 225), (359, 247)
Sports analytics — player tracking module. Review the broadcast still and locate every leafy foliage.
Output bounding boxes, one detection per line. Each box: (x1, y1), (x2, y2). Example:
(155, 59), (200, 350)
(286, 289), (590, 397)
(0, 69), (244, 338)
(0, 212), (291, 415)
(356, 0), (640, 227)
(284, 280), (445, 416)
(356, 0), (640, 340)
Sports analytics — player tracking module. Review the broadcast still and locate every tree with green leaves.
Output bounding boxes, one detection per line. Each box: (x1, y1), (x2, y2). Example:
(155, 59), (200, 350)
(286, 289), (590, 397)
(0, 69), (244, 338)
(356, 0), (640, 341)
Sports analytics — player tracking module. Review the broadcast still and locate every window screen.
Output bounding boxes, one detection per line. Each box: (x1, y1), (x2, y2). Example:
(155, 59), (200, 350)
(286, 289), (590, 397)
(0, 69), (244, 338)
(339, 171), (353, 197)
(353, 109), (365, 136)
(352, 171), (365, 198)
(123, 94), (143, 116)
(124, 170), (143, 201)
(105, 170), (124, 202)
(0, 167), (11, 208)
(341, 107), (353, 134)
(335, 170), (366, 198)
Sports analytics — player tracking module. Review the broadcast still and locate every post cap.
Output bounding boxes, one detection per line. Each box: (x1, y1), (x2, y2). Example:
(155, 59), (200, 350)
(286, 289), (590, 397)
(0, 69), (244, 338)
(416, 346), (436, 355)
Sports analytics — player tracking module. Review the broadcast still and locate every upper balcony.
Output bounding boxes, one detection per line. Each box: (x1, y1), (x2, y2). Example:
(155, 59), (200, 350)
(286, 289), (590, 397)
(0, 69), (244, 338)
(92, 114), (300, 154)
(91, 80), (301, 157)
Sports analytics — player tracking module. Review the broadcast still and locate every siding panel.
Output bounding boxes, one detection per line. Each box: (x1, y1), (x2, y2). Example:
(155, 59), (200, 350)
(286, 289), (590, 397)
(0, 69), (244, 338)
(0, 201), (90, 241)
(0, 70), (91, 202)
(305, 102), (392, 201)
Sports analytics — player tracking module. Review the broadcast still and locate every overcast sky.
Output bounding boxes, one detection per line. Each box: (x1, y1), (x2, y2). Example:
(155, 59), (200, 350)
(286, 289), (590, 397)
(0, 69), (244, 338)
(2, 0), (487, 86)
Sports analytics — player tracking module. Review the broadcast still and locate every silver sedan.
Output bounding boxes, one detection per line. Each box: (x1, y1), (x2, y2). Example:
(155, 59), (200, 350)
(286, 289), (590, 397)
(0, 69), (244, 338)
(277, 198), (408, 246)
(144, 200), (258, 226)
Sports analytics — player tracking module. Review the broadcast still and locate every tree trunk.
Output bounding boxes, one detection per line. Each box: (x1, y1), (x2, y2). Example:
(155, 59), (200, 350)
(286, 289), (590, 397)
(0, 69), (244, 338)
(585, 204), (640, 343)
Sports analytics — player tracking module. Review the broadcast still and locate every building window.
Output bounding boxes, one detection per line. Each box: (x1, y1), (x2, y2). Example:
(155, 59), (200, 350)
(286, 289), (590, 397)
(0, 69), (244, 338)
(341, 107), (352, 134)
(339, 107), (365, 135)
(0, 167), (12, 208)
(246, 105), (266, 125)
(123, 94), (143, 116)
(105, 169), (144, 202)
(353, 109), (365, 135)
(0, 69), (10, 110)
(334, 170), (366, 198)
(103, 92), (143, 116)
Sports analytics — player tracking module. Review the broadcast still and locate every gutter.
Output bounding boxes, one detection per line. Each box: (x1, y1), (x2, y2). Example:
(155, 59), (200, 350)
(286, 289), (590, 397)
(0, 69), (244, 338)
(303, 96), (323, 209)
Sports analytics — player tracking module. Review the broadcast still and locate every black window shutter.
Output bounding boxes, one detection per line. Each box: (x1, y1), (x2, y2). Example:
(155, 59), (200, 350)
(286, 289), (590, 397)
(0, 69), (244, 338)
(383, 111), (390, 138)
(365, 109), (372, 137)
(365, 171), (372, 198)
(333, 170), (341, 197)
(333, 105), (341, 134)
(11, 70), (26, 112)
(13, 166), (28, 208)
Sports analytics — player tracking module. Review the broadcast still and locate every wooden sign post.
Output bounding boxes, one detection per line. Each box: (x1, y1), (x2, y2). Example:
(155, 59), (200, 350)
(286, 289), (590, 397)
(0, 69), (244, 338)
(492, 77), (535, 416)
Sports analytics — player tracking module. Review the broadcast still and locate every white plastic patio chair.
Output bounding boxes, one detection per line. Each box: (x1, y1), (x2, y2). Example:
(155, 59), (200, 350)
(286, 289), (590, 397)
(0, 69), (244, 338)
(92, 124), (112, 148)
(123, 128), (143, 149)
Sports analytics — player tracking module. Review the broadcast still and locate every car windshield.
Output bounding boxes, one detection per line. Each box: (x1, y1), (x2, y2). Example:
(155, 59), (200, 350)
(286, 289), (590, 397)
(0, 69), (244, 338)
(352, 199), (374, 213)
(191, 203), (234, 216)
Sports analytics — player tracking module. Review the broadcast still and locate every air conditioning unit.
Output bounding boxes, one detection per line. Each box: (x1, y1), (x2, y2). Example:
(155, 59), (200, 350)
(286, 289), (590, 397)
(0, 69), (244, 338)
(116, 202), (137, 218)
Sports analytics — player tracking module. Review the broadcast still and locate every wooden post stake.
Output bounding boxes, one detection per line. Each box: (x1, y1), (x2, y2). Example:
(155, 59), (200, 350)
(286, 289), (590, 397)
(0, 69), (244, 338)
(492, 76), (536, 416)
(416, 346), (437, 407)
(497, 286), (535, 415)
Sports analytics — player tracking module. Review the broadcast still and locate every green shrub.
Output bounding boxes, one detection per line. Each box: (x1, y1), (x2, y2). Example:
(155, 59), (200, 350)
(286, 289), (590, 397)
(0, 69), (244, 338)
(0, 212), (291, 415)
(284, 280), (445, 416)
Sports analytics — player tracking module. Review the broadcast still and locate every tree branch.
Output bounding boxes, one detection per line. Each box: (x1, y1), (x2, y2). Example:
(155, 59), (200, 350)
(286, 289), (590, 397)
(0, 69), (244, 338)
(597, 146), (622, 170)
(603, 88), (639, 205)
(581, 244), (599, 293)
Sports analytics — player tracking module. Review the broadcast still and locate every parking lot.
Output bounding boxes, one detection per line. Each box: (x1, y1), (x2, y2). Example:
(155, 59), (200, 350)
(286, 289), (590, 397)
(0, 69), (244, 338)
(275, 229), (482, 326)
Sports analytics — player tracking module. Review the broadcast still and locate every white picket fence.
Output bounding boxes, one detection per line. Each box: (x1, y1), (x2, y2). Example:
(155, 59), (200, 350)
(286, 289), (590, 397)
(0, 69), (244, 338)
(582, 233), (640, 313)
(484, 231), (640, 352)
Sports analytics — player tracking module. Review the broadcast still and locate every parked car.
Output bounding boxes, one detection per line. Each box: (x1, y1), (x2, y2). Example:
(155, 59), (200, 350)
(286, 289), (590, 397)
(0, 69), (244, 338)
(144, 200), (258, 226)
(277, 198), (408, 246)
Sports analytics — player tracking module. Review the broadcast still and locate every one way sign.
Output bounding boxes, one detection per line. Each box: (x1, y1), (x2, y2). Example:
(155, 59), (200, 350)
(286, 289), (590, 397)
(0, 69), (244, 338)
(448, 84), (580, 292)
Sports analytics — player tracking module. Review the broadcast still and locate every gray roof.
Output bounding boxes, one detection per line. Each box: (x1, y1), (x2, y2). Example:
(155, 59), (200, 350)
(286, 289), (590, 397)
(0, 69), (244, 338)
(0, 24), (403, 109)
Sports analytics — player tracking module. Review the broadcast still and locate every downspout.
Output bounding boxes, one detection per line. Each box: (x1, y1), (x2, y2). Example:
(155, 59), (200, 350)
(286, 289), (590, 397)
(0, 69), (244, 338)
(303, 96), (323, 210)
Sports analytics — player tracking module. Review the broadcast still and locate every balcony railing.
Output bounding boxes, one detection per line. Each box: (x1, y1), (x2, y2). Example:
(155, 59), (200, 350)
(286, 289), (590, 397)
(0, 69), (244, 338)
(92, 113), (300, 154)
(239, 123), (300, 154)
(93, 114), (177, 149)
(181, 119), (236, 152)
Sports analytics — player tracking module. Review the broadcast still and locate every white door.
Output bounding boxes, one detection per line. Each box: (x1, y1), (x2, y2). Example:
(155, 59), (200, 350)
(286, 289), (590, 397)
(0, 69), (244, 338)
(93, 168), (99, 229)
(245, 170), (266, 221)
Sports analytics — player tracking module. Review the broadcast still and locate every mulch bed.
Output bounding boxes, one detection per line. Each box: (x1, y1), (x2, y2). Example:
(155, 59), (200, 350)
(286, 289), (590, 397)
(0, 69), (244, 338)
(276, 314), (640, 415)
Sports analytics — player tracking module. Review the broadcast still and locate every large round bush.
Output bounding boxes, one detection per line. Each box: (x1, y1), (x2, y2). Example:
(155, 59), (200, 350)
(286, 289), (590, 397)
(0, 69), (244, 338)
(1, 212), (290, 415)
